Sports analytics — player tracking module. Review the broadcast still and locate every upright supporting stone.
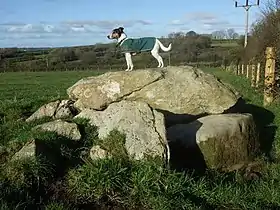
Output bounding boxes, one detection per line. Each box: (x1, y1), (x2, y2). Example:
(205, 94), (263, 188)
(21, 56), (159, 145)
(256, 63), (261, 88)
(246, 65), (250, 78)
(264, 47), (276, 106)
(251, 64), (256, 87)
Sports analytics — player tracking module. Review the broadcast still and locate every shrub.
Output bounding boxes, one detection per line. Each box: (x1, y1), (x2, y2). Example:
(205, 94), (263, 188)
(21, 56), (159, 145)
(245, 0), (280, 65)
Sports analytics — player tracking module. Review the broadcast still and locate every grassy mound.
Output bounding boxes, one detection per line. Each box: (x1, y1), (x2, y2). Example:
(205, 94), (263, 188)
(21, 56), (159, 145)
(1, 70), (280, 209)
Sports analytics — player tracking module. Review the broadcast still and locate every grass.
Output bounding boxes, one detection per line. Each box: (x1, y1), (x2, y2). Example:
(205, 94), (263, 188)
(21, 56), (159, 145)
(211, 39), (239, 47)
(0, 70), (106, 101)
(211, 42), (239, 47)
(1, 68), (280, 209)
(0, 71), (105, 144)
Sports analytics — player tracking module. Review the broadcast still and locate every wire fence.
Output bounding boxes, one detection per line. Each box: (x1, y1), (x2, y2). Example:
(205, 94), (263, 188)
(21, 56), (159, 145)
(224, 47), (280, 106)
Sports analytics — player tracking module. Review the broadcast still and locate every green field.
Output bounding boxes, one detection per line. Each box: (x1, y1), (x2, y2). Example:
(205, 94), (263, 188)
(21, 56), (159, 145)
(211, 39), (239, 47)
(2, 68), (280, 209)
(211, 42), (239, 47)
(0, 71), (106, 101)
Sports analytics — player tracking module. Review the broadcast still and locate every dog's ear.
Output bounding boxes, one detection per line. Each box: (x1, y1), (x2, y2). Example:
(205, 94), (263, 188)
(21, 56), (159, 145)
(119, 27), (124, 32)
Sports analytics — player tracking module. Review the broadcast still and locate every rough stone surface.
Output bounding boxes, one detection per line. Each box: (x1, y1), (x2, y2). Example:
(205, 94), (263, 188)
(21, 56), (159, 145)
(54, 100), (75, 119)
(67, 66), (239, 117)
(127, 66), (239, 115)
(26, 101), (60, 122)
(67, 70), (163, 110)
(167, 113), (258, 171)
(90, 145), (110, 161)
(33, 119), (81, 141)
(26, 100), (75, 122)
(12, 140), (36, 161)
(75, 100), (169, 161)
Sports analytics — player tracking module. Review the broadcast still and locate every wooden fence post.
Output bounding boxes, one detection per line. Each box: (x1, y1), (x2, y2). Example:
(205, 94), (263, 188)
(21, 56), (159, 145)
(256, 63), (261, 88)
(168, 53), (171, 66)
(225, 66), (229, 72)
(237, 65), (241, 75)
(264, 47), (276, 106)
(251, 64), (256, 87)
(235, 65), (238, 75)
(241, 64), (244, 75)
(246, 64), (250, 78)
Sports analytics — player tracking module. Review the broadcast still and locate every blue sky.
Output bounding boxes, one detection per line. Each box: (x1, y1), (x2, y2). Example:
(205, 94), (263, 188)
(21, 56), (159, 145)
(0, 0), (265, 47)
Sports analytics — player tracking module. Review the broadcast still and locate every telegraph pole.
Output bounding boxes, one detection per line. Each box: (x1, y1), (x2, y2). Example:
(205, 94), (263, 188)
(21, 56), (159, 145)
(235, 0), (260, 48)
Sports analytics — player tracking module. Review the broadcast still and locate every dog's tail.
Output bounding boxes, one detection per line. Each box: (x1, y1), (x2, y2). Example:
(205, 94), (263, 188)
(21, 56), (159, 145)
(157, 39), (172, 52)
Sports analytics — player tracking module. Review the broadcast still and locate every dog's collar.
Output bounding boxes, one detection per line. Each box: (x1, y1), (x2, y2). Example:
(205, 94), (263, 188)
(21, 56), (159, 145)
(116, 38), (127, 47)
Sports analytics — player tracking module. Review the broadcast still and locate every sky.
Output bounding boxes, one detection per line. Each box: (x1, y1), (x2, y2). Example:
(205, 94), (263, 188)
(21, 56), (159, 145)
(0, 0), (265, 48)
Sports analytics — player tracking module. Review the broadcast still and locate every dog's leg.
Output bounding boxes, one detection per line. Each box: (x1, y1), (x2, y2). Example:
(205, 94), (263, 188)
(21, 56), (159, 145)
(157, 54), (164, 68)
(126, 53), (133, 71)
(125, 53), (131, 71)
(151, 49), (163, 68)
(151, 41), (165, 68)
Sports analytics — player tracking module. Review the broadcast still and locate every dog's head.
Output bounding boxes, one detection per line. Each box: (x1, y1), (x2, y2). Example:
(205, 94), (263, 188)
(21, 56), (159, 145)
(107, 27), (124, 39)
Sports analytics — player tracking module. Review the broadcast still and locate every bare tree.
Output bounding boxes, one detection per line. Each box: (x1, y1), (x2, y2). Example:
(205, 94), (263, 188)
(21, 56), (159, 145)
(226, 28), (236, 39)
(211, 30), (226, 39)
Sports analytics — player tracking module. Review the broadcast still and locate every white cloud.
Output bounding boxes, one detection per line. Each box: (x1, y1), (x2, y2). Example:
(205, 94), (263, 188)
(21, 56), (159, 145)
(169, 19), (186, 26)
(169, 12), (227, 26)
(1, 23), (75, 34)
(0, 19), (153, 47)
(0, 19), (152, 34)
(61, 19), (152, 29)
(43, 25), (54, 32)
(186, 12), (218, 21)
(70, 27), (86, 32)
(168, 11), (244, 33)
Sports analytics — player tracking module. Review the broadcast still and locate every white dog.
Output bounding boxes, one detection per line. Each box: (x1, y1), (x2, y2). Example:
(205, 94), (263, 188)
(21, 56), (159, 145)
(107, 27), (172, 71)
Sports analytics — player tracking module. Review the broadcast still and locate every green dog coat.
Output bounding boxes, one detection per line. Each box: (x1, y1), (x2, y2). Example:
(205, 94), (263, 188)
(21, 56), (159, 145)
(117, 37), (156, 53)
